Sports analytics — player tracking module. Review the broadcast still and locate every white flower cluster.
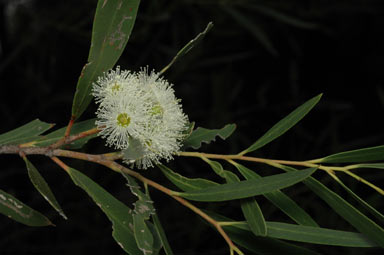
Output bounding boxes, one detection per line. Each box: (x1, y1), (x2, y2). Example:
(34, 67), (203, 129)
(92, 66), (189, 169)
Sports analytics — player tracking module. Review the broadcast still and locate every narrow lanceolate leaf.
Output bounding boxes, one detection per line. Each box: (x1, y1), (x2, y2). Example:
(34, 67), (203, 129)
(229, 221), (376, 247)
(23, 157), (67, 220)
(232, 162), (318, 227)
(0, 119), (54, 146)
(133, 214), (154, 255)
(157, 164), (219, 192)
(0, 189), (52, 226)
(266, 222), (376, 247)
(317, 145), (384, 163)
(34, 118), (97, 149)
(240, 94), (322, 155)
(121, 172), (155, 219)
(202, 158), (267, 236)
(331, 174), (384, 224)
(274, 164), (384, 248)
(71, 0), (141, 120)
(207, 211), (319, 255)
(179, 167), (316, 202)
(67, 167), (141, 254)
(182, 124), (236, 150)
(151, 212), (173, 255)
(160, 22), (213, 74)
(241, 198), (267, 236)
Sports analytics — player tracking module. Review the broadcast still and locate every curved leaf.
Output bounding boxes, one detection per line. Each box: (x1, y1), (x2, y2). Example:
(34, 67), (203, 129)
(157, 164), (219, 192)
(67, 167), (141, 254)
(133, 214), (154, 255)
(266, 221), (376, 247)
(178, 167), (316, 202)
(240, 94), (322, 155)
(23, 157), (67, 220)
(232, 162), (318, 227)
(71, 0), (141, 120)
(183, 124), (236, 150)
(273, 163), (384, 248)
(0, 189), (52, 226)
(34, 118), (97, 149)
(318, 145), (384, 163)
(0, 119), (54, 146)
(202, 158), (267, 236)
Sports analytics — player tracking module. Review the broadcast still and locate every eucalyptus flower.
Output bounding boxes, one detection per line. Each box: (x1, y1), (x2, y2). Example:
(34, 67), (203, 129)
(92, 66), (188, 169)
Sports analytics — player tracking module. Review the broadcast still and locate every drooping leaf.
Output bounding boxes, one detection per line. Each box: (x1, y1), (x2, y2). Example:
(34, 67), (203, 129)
(232, 162), (318, 227)
(71, 0), (141, 120)
(240, 94), (322, 155)
(66, 167), (141, 254)
(147, 218), (163, 255)
(178, 167), (316, 202)
(133, 214), (154, 255)
(265, 221), (377, 247)
(206, 211), (320, 255)
(330, 173), (384, 224)
(0, 119), (54, 146)
(121, 172), (155, 219)
(23, 157), (67, 220)
(151, 211), (173, 255)
(202, 158), (267, 236)
(317, 145), (384, 163)
(273, 163), (384, 248)
(0, 189), (52, 226)
(182, 124), (236, 149)
(157, 164), (219, 192)
(34, 118), (97, 149)
(146, 189), (173, 255)
(227, 220), (377, 247)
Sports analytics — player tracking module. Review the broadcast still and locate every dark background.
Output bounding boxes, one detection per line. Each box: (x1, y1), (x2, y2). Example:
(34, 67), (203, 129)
(1, 0), (384, 254)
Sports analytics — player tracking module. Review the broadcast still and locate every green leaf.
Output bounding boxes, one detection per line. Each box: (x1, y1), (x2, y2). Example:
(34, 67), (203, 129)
(207, 211), (320, 255)
(34, 118), (97, 149)
(147, 219), (162, 255)
(67, 167), (141, 254)
(266, 221), (376, 247)
(71, 0), (141, 120)
(182, 124), (236, 150)
(23, 157), (67, 220)
(241, 197), (267, 236)
(229, 221), (376, 247)
(0, 189), (52, 226)
(331, 174), (384, 224)
(157, 164), (219, 192)
(151, 212), (173, 255)
(232, 162), (318, 227)
(318, 145), (384, 163)
(202, 158), (267, 236)
(121, 172), (155, 219)
(240, 94), (322, 155)
(178, 167), (316, 202)
(351, 163), (384, 169)
(160, 23), (213, 74)
(273, 164), (384, 248)
(133, 214), (154, 255)
(0, 119), (54, 146)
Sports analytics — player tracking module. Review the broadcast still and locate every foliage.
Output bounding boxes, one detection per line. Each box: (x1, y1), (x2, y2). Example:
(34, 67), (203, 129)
(1, 0), (384, 254)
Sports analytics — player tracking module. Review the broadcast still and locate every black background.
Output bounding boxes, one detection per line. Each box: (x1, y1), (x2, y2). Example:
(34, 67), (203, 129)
(1, 0), (384, 254)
